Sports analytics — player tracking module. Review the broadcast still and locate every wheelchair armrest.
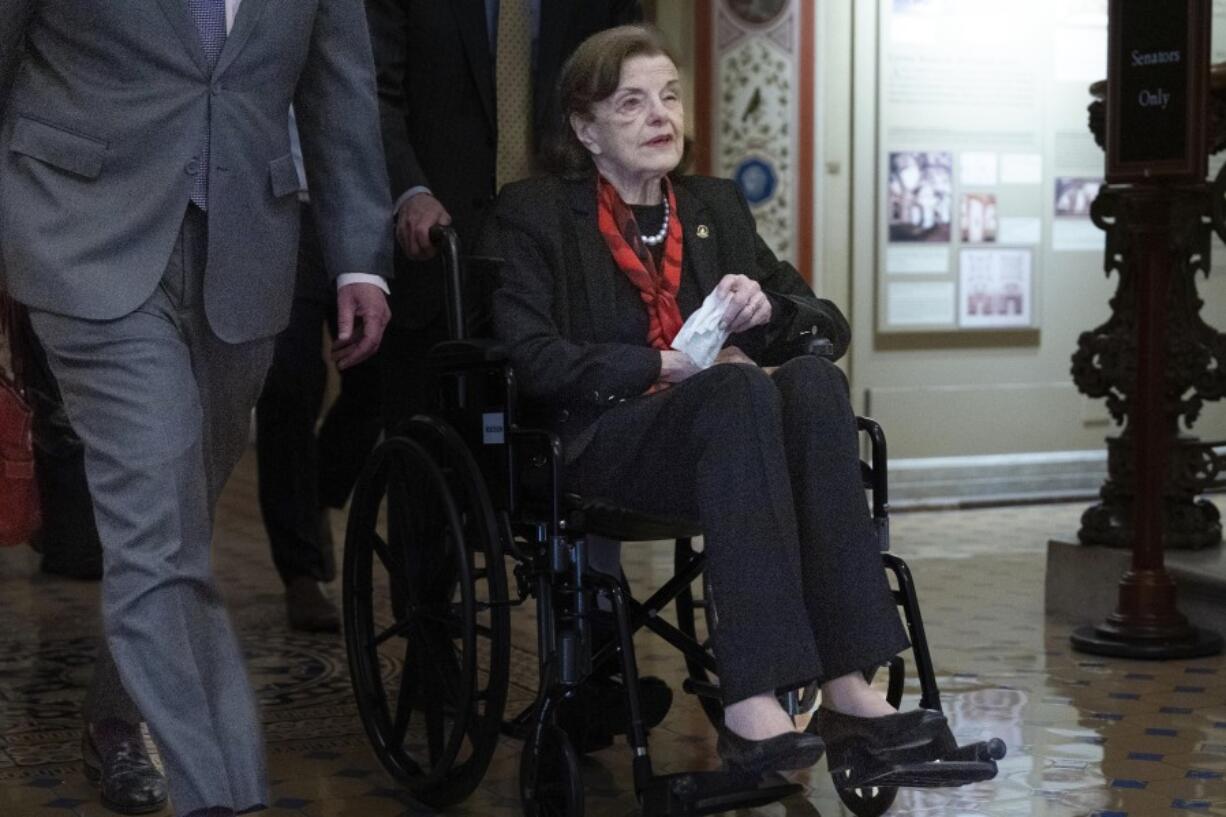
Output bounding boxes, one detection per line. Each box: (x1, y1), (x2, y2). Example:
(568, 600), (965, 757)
(857, 416), (889, 550)
(426, 338), (507, 370)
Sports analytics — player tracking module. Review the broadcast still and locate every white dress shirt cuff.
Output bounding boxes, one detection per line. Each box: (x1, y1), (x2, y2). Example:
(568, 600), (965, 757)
(336, 273), (390, 294)
(394, 186), (433, 217)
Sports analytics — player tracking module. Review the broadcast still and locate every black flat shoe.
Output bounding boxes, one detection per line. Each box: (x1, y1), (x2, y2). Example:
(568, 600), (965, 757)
(716, 728), (825, 776)
(808, 707), (954, 772)
(82, 728), (169, 815)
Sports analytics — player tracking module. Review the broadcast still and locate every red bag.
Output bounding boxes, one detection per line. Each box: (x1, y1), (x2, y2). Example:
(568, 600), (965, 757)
(0, 292), (41, 546)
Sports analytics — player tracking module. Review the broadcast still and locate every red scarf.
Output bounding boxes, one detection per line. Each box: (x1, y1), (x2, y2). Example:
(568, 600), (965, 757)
(596, 175), (684, 350)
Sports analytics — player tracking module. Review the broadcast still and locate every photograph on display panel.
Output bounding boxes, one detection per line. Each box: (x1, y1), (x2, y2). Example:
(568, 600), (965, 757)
(887, 151), (954, 243)
(958, 248), (1032, 329)
(960, 194), (998, 243)
(1054, 177), (1103, 218)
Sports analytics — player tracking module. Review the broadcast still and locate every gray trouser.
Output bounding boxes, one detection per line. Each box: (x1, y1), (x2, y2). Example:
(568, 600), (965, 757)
(29, 205), (273, 816)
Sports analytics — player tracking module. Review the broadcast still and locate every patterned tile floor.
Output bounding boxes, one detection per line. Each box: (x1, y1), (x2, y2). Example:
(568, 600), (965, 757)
(1, 453), (1225, 817)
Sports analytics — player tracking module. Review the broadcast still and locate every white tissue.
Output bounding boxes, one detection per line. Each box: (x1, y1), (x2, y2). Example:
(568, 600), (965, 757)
(670, 290), (732, 369)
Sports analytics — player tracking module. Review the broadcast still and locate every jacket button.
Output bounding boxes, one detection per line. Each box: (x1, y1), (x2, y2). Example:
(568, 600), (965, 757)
(185, 159), (200, 175)
(558, 409), (570, 422)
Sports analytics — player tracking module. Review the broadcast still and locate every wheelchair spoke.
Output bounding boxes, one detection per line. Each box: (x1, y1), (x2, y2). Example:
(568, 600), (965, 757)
(423, 686), (446, 765)
(415, 626), (462, 708)
(370, 533), (404, 582)
(372, 616), (414, 648)
(390, 654), (420, 749)
(387, 482), (425, 588)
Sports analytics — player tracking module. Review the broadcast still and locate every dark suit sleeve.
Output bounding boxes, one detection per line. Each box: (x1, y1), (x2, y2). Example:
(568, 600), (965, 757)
(294, 0), (394, 281)
(364, 0), (430, 201)
(489, 208), (662, 407)
(730, 185), (851, 362)
(0, 0), (33, 121)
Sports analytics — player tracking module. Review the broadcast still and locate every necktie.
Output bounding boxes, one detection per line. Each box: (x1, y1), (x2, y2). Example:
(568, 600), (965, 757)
(495, 0), (534, 191)
(187, 0), (226, 209)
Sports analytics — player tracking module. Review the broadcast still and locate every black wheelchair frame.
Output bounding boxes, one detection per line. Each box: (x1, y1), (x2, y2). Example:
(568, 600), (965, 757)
(341, 228), (1002, 817)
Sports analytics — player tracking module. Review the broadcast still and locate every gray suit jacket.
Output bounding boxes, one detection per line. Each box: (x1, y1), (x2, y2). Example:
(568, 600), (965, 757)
(0, 0), (393, 343)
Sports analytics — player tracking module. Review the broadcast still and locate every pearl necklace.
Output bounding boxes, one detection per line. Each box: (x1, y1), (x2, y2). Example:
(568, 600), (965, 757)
(640, 196), (670, 246)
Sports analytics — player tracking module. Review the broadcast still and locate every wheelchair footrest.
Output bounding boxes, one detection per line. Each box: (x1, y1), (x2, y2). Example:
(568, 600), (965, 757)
(641, 770), (801, 817)
(832, 738), (1006, 791)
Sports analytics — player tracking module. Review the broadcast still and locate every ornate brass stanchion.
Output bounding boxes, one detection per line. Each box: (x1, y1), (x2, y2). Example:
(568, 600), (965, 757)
(1070, 59), (1224, 659)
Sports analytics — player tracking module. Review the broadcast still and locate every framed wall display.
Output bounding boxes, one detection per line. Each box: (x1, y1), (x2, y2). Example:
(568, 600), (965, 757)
(1105, 0), (1210, 183)
(874, 0), (1056, 336)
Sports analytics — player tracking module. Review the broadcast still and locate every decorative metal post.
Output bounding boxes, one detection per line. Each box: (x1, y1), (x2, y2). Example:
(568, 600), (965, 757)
(1071, 1), (1221, 659)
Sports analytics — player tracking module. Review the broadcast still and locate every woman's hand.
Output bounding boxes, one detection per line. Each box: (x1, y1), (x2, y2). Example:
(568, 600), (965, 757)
(714, 346), (755, 366)
(660, 350), (701, 384)
(716, 274), (772, 333)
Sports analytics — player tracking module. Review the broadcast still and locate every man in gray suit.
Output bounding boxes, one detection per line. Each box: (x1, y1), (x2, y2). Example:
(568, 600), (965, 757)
(0, 1), (393, 815)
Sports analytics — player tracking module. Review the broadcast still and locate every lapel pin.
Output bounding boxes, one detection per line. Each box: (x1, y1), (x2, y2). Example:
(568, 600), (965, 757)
(696, 225), (710, 238)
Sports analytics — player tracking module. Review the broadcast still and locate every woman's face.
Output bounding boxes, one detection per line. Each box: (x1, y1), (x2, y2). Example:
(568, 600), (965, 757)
(572, 54), (685, 185)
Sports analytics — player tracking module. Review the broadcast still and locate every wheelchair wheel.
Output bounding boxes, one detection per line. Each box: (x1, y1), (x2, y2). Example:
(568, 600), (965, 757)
(520, 723), (583, 817)
(343, 424), (510, 808)
(673, 539), (724, 728)
(835, 656), (905, 817)
(833, 772), (899, 817)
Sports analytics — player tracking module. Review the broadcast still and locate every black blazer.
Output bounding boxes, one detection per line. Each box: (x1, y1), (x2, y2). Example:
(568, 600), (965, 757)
(365, 0), (642, 326)
(486, 174), (852, 459)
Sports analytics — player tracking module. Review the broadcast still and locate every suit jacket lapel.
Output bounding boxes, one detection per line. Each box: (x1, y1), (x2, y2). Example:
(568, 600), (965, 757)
(155, 0), (211, 76)
(565, 177), (618, 343)
(673, 181), (720, 296)
(451, 0), (497, 131)
(214, 0), (272, 77)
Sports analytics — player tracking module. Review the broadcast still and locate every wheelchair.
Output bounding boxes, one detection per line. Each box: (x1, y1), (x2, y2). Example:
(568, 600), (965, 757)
(341, 228), (1005, 817)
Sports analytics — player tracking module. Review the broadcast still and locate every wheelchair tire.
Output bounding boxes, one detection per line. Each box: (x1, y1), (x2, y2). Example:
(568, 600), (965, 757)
(343, 425), (510, 808)
(520, 723), (583, 817)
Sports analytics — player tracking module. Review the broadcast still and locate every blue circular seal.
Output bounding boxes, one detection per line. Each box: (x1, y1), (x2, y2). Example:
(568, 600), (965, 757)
(734, 158), (777, 206)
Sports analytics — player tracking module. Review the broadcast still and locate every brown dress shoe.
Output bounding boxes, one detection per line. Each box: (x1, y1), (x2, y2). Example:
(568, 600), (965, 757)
(285, 576), (340, 633)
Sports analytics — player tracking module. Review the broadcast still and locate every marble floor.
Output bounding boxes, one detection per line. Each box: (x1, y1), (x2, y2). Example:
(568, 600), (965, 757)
(1, 452), (1225, 817)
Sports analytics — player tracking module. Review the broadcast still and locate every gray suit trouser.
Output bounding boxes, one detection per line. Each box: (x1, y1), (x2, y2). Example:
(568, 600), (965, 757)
(29, 205), (273, 816)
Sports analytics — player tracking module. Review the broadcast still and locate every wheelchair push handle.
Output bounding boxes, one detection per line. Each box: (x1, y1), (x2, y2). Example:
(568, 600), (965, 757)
(429, 225), (467, 341)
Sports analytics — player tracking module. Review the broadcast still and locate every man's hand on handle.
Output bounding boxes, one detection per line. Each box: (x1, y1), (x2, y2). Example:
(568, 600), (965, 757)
(395, 193), (452, 260)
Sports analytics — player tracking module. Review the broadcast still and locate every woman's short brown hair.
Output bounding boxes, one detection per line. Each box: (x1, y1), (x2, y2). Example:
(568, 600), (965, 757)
(542, 25), (683, 179)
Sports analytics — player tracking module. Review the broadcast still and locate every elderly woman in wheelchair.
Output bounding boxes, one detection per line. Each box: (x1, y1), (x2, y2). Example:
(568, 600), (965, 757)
(342, 22), (1003, 817)
(487, 17), (1005, 785)
(487, 22), (1001, 790)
